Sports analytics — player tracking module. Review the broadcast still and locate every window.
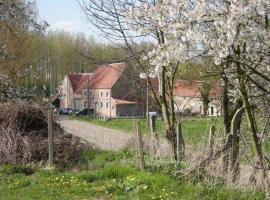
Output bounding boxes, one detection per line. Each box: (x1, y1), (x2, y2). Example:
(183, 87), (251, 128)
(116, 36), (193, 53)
(89, 101), (91, 107)
(106, 102), (109, 108)
(84, 91), (87, 97)
(100, 92), (103, 97)
(211, 107), (214, 115)
(100, 102), (103, 108)
(89, 91), (92, 96)
(106, 92), (109, 97)
(112, 106), (115, 110)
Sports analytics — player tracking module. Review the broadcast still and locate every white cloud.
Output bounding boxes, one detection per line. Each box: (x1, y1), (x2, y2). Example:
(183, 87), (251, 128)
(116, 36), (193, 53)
(52, 20), (79, 33)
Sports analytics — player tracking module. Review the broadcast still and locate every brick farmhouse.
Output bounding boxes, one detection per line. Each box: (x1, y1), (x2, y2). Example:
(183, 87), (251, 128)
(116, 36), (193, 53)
(58, 63), (222, 117)
(173, 80), (222, 116)
(58, 63), (143, 118)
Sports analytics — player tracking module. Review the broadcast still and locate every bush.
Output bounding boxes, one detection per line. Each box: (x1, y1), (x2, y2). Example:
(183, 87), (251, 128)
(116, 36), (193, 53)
(0, 164), (35, 175)
(0, 101), (86, 166)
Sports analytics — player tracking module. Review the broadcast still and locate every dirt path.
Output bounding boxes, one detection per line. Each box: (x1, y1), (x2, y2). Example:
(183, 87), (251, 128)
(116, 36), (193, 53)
(59, 118), (134, 151)
(59, 117), (171, 157)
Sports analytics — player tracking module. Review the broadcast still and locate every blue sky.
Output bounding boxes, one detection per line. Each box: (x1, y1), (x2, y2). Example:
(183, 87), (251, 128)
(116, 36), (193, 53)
(36, 0), (96, 37)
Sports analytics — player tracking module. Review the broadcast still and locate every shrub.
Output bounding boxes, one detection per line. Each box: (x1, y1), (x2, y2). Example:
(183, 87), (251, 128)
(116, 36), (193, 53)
(0, 164), (35, 175)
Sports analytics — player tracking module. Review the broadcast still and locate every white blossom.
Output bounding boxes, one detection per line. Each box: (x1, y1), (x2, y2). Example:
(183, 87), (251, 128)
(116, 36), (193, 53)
(125, 0), (270, 80)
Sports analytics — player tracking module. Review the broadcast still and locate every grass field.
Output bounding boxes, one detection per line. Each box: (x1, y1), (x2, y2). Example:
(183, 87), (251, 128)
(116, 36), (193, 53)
(0, 150), (265, 200)
(72, 116), (224, 145)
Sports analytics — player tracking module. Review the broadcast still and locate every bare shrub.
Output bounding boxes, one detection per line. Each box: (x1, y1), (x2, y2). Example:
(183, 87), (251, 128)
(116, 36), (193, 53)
(0, 100), (87, 166)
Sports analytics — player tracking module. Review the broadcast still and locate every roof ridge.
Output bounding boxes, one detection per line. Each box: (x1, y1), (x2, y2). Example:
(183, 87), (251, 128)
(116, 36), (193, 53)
(86, 63), (127, 89)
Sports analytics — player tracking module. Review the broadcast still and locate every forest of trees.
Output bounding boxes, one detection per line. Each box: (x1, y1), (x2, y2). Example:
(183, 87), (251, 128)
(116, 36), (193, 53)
(42, 31), (125, 95)
(0, 0), (126, 99)
(0, 0), (214, 100)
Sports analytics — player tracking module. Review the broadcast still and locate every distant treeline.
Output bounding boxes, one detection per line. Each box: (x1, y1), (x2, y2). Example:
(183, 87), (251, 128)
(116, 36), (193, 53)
(37, 30), (126, 95)
(0, 0), (213, 99)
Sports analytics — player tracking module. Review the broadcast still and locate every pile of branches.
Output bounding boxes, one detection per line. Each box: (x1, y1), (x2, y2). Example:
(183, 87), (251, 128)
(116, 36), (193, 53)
(0, 100), (86, 166)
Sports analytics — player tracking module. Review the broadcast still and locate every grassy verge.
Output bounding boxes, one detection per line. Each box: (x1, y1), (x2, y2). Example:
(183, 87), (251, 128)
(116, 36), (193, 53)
(72, 116), (224, 145)
(0, 150), (265, 200)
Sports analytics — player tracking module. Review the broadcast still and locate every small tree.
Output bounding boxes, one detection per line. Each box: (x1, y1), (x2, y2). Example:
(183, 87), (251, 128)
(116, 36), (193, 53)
(80, 0), (185, 159)
(199, 82), (211, 117)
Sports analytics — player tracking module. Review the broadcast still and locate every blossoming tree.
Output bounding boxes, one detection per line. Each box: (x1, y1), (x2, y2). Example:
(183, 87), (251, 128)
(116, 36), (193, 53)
(127, 0), (270, 185)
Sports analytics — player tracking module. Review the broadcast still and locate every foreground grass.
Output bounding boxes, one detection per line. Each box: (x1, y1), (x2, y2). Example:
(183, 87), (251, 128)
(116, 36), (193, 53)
(0, 150), (265, 200)
(72, 116), (223, 145)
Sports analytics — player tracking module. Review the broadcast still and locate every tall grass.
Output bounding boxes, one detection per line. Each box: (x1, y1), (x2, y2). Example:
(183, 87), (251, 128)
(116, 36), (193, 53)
(0, 150), (265, 200)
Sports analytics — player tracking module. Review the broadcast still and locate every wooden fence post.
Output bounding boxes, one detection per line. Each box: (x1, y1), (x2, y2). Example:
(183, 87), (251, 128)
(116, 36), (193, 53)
(136, 121), (145, 171)
(208, 125), (216, 157)
(176, 121), (185, 161)
(150, 115), (157, 136)
(150, 115), (158, 153)
(48, 110), (54, 168)
(229, 107), (245, 183)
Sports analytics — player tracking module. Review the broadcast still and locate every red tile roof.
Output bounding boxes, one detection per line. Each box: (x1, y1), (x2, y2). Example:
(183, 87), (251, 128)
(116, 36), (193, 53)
(173, 80), (201, 97)
(173, 80), (222, 98)
(74, 74), (93, 94)
(68, 75), (83, 91)
(68, 63), (126, 94)
(68, 74), (92, 93)
(86, 63), (126, 89)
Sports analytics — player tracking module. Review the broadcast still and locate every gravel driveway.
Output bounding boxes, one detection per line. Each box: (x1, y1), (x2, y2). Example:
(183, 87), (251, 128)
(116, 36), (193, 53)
(59, 118), (135, 151)
(59, 117), (171, 157)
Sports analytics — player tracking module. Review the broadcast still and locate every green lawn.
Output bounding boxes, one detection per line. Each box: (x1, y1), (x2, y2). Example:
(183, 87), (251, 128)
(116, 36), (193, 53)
(72, 116), (224, 145)
(0, 150), (265, 200)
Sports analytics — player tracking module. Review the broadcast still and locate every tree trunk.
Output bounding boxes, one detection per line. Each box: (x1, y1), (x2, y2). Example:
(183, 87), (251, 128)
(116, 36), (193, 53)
(222, 76), (230, 136)
(240, 83), (269, 191)
(159, 67), (184, 159)
(202, 98), (209, 117)
(222, 134), (233, 175)
(222, 77), (243, 174)
(221, 76), (231, 174)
